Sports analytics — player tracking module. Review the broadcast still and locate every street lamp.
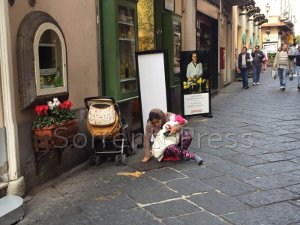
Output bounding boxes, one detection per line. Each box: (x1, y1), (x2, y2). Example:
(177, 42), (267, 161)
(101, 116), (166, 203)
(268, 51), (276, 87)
(265, 3), (270, 17)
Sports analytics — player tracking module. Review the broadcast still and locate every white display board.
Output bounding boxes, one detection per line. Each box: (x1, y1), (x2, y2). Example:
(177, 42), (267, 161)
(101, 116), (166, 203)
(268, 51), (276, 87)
(136, 51), (169, 133)
(184, 93), (209, 115)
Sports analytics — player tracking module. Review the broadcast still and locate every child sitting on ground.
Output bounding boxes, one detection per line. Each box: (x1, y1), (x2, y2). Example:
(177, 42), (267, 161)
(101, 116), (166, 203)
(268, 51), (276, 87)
(152, 114), (203, 165)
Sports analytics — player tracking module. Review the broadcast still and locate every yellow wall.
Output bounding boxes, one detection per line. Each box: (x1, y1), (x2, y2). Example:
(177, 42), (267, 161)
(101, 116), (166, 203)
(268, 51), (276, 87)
(9, 0), (99, 123)
(197, 0), (218, 20)
(175, 0), (182, 16)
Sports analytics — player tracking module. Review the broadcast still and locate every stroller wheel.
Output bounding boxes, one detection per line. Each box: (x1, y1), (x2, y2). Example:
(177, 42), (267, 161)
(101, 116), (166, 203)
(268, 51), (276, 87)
(125, 144), (135, 156)
(88, 156), (95, 166)
(95, 156), (103, 166)
(115, 155), (122, 166)
(121, 154), (128, 165)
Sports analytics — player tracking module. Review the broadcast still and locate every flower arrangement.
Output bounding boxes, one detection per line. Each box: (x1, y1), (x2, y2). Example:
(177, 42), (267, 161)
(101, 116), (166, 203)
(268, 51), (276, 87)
(32, 97), (76, 129)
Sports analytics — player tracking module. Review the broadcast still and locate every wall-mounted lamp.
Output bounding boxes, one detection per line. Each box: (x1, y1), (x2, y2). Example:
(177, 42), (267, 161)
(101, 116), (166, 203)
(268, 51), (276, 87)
(8, 0), (36, 7)
(265, 3), (270, 15)
(8, 0), (15, 6)
(265, 2), (270, 20)
(28, 0), (36, 7)
(266, 29), (271, 35)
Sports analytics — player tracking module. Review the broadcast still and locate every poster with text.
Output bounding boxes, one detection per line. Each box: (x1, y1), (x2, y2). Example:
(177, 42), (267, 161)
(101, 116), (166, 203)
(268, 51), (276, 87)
(180, 51), (211, 117)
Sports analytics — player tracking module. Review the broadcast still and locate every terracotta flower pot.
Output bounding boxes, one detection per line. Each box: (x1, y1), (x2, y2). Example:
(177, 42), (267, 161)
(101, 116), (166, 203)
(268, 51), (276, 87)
(33, 119), (78, 151)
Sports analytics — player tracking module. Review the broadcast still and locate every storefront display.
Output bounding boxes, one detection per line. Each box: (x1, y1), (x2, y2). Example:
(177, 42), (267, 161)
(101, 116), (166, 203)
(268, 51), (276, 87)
(163, 14), (182, 86)
(137, 0), (154, 51)
(102, 0), (138, 102)
(196, 12), (218, 91)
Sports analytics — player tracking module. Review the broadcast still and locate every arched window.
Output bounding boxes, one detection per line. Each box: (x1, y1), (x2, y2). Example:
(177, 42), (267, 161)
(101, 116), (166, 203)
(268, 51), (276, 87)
(33, 23), (67, 95)
(17, 11), (68, 109)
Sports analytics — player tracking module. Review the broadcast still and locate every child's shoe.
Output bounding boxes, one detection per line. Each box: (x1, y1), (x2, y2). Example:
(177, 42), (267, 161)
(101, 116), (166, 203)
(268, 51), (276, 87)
(194, 155), (204, 165)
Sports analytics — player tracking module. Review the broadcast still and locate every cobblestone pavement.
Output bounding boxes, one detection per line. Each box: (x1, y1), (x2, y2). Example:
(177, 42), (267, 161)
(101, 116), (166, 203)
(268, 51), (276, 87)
(19, 70), (300, 225)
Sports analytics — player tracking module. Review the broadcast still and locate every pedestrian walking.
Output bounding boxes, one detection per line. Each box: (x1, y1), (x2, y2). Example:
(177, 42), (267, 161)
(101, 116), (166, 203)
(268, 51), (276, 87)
(261, 48), (268, 71)
(289, 45), (300, 90)
(236, 47), (251, 89)
(273, 44), (291, 91)
(290, 43), (297, 76)
(251, 45), (265, 85)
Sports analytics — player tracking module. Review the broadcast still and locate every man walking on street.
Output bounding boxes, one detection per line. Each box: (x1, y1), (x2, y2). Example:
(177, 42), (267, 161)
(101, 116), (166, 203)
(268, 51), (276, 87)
(273, 44), (290, 91)
(251, 45), (265, 85)
(237, 47), (251, 89)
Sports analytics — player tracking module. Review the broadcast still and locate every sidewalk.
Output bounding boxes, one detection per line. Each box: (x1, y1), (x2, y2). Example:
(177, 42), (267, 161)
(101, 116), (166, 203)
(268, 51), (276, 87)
(18, 69), (300, 225)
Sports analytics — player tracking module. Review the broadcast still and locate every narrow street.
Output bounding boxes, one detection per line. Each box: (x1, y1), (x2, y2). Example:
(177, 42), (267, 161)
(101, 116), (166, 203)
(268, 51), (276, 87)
(19, 69), (300, 225)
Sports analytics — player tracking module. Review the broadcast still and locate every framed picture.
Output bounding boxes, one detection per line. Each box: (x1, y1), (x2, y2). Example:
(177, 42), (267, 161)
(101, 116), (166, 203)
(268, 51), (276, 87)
(164, 0), (174, 12)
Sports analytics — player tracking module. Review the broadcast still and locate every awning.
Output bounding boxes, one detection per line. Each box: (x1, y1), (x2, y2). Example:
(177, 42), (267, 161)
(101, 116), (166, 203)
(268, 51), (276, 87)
(225, 0), (255, 7)
(261, 22), (287, 27)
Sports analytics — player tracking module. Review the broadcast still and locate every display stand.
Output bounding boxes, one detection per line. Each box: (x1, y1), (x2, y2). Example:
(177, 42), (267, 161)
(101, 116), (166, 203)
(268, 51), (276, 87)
(135, 50), (170, 132)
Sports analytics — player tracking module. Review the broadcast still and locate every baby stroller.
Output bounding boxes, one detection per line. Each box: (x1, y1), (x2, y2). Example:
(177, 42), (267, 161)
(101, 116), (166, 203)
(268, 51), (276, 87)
(84, 96), (134, 165)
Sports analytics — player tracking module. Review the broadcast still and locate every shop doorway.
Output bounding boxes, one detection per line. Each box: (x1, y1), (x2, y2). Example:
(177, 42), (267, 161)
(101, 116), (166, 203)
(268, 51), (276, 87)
(196, 12), (218, 91)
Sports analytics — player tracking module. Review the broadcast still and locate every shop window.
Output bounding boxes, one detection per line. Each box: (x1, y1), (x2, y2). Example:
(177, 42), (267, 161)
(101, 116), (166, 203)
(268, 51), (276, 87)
(34, 23), (67, 96)
(17, 11), (68, 109)
(137, 0), (155, 51)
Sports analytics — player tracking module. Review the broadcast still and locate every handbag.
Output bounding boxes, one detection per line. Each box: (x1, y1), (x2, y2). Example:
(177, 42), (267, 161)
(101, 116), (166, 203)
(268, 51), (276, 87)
(88, 103), (116, 126)
(271, 70), (277, 80)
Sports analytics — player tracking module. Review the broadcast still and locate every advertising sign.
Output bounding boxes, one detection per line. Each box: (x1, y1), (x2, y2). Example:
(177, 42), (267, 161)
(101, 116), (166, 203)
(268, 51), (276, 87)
(180, 51), (212, 117)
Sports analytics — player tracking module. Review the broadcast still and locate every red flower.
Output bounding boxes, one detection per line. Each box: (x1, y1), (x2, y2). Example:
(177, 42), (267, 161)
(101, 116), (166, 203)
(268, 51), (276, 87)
(59, 100), (73, 110)
(34, 105), (49, 116)
(42, 105), (49, 115)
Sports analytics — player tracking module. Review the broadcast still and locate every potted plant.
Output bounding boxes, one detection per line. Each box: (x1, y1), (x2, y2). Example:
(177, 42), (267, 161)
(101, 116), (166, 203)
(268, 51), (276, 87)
(32, 97), (78, 150)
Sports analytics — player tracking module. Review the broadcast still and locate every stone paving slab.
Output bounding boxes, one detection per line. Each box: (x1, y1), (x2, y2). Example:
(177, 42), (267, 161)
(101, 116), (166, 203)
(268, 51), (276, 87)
(220, 153), (266, 166)
(107, 173), (162, 190)
(92, 207), (163, 225)
(182, 167), (224, 180)
(236, 188), (299, 207)
(234, 146), (269, 156)
(163, 211), (228, 225)
(188, 191), (248, 215)
(284, 184), (300, 195)
(146, 167), (186, 182)
(283, 132), (300, 140)
(165, 178), (213, 195)
(284, 141), (300, 151)
(287, 149), (300, 157)
(249, 161), (300, 175)
(244, 173), (300, 190)
(124, 186), (179, 205)
(201, 175), (258, 196)
(206, 161), (260, 179)
(253, 142), (286, 153)
(222, 202), (300, 225)
(198, 148), (240, 157)
(255, 152), (296, 162)
(143, 199), (200, 220)
(80, 193), (137, 217)
(290, 200), (300, 207)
